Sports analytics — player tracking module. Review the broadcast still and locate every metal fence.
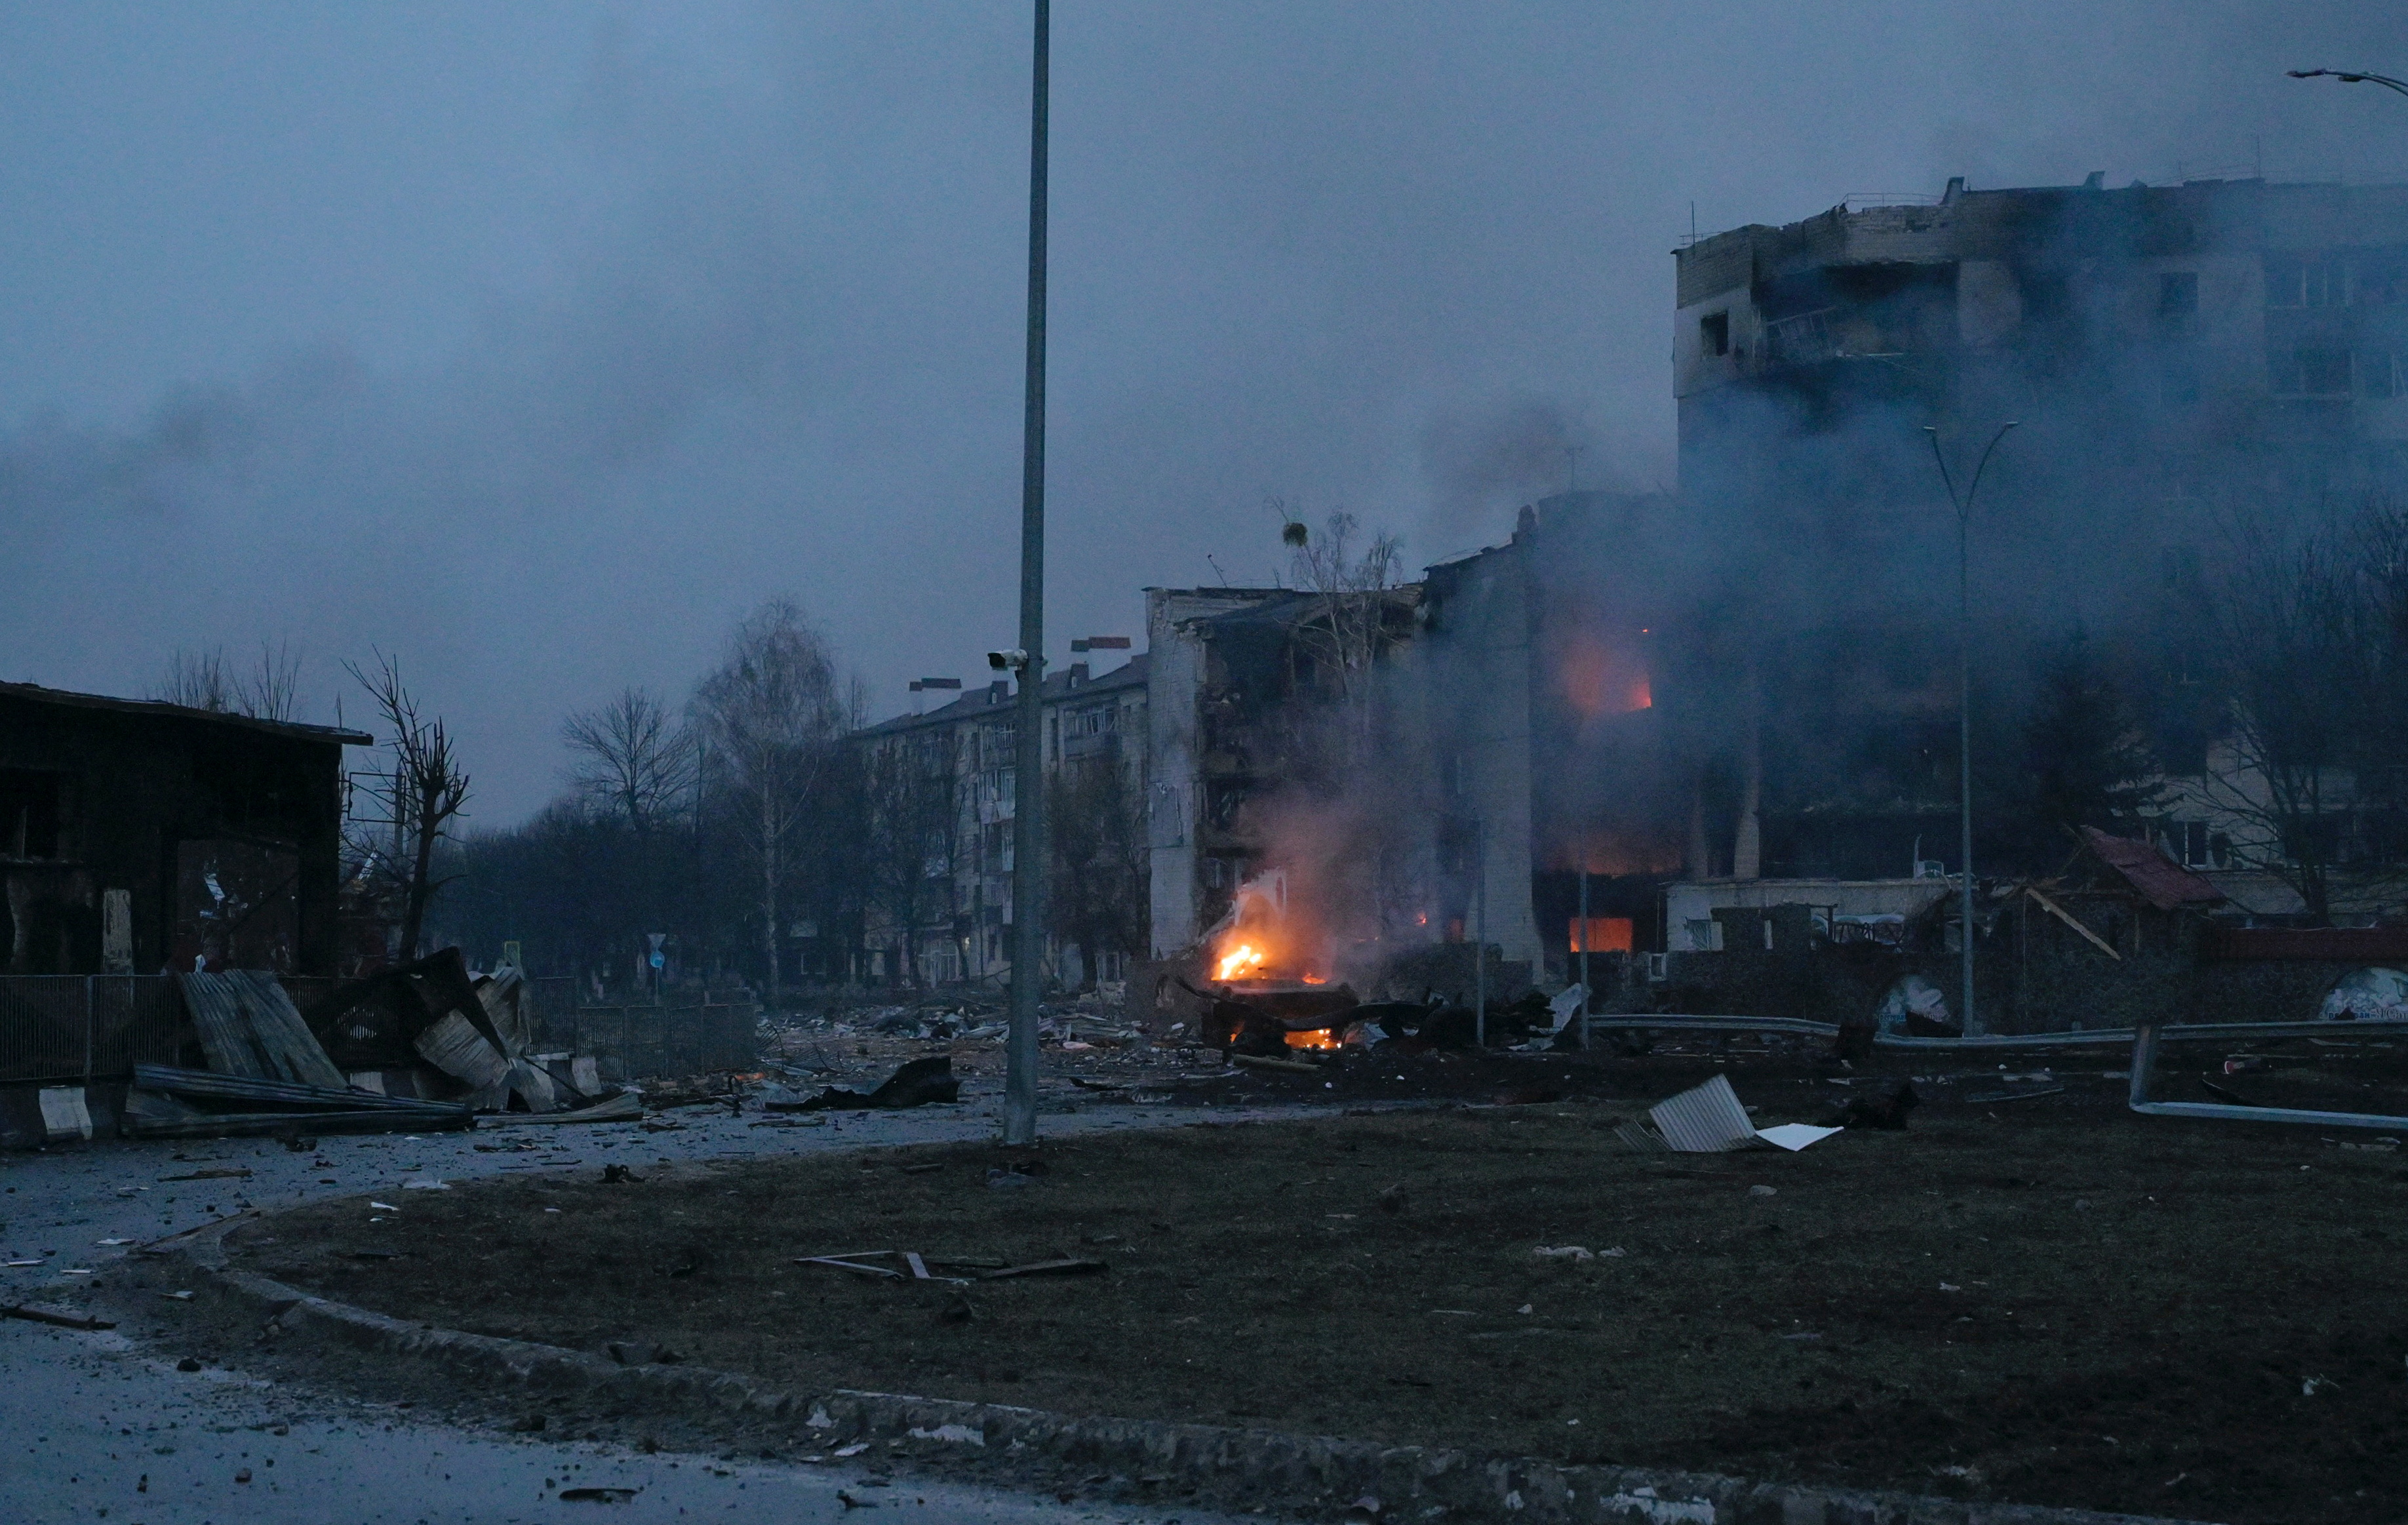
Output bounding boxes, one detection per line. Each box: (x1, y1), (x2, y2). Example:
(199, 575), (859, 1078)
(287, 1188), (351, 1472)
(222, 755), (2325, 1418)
(524, 979), (762, 1080)
(0, 976), (186, 1085)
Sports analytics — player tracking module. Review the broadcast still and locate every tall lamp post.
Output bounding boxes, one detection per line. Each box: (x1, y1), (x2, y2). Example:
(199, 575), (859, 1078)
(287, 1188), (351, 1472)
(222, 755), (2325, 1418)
(1923, 421), (2017, 1037)
(1004, 0), (1050, 1147)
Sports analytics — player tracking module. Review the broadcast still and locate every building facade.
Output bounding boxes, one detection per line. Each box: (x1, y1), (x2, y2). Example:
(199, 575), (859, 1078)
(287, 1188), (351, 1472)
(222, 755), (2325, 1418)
(0, 683), (368, 977)
(853, 657), (1148, 987)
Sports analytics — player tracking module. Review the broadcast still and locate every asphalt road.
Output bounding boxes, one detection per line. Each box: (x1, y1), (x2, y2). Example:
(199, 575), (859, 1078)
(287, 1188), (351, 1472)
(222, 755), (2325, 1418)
(1, 1081), (1286, 1524)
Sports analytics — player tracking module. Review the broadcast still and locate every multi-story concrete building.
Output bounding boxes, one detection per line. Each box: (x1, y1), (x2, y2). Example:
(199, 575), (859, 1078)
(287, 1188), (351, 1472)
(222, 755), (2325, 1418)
(853, 656), (1147, 988)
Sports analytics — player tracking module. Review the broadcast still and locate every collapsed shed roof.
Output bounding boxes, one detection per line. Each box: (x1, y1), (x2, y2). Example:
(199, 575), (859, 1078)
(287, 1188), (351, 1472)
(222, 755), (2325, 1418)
(2078, 826), (2224, 912)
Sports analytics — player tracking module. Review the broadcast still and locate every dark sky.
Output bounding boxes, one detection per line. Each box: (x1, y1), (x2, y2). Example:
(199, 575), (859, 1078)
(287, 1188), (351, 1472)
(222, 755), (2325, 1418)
(5, 2), (2405, 820)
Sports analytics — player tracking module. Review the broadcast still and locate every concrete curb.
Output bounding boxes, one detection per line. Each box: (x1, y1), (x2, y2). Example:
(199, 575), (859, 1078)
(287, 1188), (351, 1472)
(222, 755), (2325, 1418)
(154, 1218), (2211, 1525)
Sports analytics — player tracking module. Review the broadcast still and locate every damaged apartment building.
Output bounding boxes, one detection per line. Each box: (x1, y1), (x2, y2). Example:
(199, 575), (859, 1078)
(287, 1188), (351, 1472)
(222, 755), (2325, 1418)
(1139, 172), (2408, 1027)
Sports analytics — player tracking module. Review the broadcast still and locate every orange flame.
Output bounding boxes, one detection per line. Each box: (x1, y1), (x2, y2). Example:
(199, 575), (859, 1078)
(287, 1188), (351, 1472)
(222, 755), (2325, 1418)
(1214, 943), (1267, 981)
(1284, 1028), (1339, 1050)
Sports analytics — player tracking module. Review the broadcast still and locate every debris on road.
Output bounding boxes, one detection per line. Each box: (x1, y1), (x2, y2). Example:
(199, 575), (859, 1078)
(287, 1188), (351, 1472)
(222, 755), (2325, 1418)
(2, 1302), (116, 1331)
(786, 1054), (963, 1111)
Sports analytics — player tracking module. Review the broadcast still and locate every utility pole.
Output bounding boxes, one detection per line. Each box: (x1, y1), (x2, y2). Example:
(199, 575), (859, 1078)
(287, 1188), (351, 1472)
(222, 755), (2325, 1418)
(1924, 421), (2017, 1037)
(1577, 863), (1590, 1050)
(1472, 816), (1488, 1047)
(1003, 0), (1049, 1147)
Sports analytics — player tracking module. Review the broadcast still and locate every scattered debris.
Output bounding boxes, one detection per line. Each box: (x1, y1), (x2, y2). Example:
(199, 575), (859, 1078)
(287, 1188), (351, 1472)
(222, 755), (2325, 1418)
(3, 1303), (116, 1331)
(1533, 1245), (1594, 1261)
(159, 1166), (253, 1182)
(1965, 1082), (2066, 1103)
(486, 1092), (642, 1126)
(128, 1064), (473, 1139)
(980, 1258), (1107, 1280)
(790, 1055), (964, 1111)
(558, 1485), (641, 1502)
(1625, 1075), (1842, 1152)
(1821, 1079), (1919, 1131)
(601, 1165), (642, 1185)
(1230, 1054), (1320, 1075)
(798, 1256), (904, 1279)
(604, 1342), (681, 1366)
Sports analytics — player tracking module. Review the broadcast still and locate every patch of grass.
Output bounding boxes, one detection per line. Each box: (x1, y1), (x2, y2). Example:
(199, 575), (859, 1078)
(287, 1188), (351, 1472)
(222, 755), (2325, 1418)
(231, 1103), (2408, 1524)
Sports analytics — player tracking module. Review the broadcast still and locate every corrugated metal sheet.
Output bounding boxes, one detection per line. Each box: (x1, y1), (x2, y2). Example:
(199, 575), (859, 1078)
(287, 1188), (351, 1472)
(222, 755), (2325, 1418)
(179, 972), (346, 1090)
(2079, 827), (2222, 912)
(414, 1010), (511, 1090)
(1648, 1073), (1759, 1153)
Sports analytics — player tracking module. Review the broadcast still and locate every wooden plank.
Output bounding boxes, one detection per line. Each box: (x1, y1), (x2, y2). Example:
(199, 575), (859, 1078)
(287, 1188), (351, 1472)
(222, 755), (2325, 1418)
(2023, 887), (2122, 961)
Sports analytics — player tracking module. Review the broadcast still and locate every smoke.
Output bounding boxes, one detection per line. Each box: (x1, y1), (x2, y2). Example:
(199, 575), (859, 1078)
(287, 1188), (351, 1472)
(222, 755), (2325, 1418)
(5, 2), (2408, 823)
(1419, 398), (1590, 536)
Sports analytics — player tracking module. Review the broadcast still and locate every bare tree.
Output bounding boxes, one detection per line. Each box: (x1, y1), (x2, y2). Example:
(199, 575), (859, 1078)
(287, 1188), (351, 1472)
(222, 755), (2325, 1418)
(1047, 758), (1147, 990)
(861, 731), (960, 987)
(2201, 511), (2386, 924)
(691, 600), (851, 1006)
(563, 686), (695, 833)
(1282, 507), (1408, 764)
(158, 639), (302, 721)
(345, 652), (472, 960)
(245, 639), (303, 722)
(158, 648), (237, 713)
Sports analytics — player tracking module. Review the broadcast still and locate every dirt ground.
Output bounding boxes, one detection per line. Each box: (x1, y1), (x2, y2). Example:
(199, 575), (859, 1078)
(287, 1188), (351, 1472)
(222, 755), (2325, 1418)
(226, 1053), (2408, 1525)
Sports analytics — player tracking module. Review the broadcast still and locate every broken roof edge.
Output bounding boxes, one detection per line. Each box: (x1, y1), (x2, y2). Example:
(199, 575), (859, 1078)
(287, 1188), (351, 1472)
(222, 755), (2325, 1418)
(2076, 825), (2224, 912)
(0, 679), (373, 745)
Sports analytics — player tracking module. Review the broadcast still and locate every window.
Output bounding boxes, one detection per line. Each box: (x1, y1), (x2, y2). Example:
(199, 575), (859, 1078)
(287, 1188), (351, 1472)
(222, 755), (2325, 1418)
(2270, 347), (2354, 396)
(2265, 254), (2342, 309)
(1699, 310), (1729, 357)
(2164, 820), (2211, 868)
(2158, 271), (2198, 317)
(0, 771), (62, 860)
(2363, 351), (2403, 400)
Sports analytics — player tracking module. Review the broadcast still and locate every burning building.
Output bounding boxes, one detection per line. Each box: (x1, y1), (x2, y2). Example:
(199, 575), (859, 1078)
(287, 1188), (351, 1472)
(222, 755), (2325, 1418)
(1153, 173), (2408, 1015)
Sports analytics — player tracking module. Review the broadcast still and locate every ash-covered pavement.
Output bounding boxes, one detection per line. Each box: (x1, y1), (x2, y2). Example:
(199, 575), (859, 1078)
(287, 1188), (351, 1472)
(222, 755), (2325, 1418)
(0, 1077), (1300, 1524)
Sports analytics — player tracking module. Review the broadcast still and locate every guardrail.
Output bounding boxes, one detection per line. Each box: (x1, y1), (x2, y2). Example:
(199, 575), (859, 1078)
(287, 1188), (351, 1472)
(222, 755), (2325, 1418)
(1583, 1013), (2408, 1050)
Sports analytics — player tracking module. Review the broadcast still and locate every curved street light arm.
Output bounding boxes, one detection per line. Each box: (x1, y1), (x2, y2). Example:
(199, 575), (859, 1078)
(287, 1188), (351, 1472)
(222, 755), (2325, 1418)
(2289, 68), (2408, 100)
(1963, 420), (2023, 513)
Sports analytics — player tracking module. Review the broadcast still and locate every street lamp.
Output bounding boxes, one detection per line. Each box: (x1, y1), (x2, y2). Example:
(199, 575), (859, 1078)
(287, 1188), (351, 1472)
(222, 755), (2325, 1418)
(1923, 421), (2017, 1037)
(1004, 0), (1050, 1147)
(2288, 68), (2408, 100)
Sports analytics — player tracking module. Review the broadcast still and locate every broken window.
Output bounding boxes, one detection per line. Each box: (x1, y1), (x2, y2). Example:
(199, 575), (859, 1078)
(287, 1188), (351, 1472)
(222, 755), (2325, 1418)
(0, 770), (64, 860)
(172, 838), (299, 973)
(1699, 310), (1729, 357)
(2157, 271), (2198, 317)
